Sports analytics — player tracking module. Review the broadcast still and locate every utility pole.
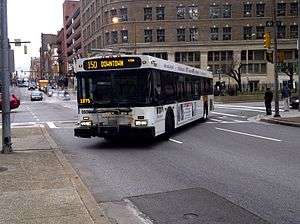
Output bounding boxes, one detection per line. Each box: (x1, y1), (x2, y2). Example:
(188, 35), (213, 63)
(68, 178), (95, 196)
(272, 0), (280, 117)
(0, 0), (12, 153)
(298, 0), (300, 111)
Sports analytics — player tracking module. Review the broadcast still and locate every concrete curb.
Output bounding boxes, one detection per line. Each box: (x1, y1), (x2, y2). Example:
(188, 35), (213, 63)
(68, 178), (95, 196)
(260, 118), (300, 127)
(41, 127), (111, 224)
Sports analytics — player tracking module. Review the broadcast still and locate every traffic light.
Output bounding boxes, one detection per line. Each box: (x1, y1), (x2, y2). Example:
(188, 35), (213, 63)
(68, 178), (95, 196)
(263, 32), (271, 49)
(266, 51), (273, 63)
(24, 45), (27, 54)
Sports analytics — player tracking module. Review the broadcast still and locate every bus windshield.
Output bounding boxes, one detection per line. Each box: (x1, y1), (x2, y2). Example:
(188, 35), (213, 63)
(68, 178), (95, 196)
(77, 69), (152, 107)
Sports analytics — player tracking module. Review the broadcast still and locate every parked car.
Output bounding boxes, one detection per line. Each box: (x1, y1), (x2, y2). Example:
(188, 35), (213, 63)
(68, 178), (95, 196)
(0, 94), (20, 110)
(30, 90), (43, 101)
(290, 96), (299, 109)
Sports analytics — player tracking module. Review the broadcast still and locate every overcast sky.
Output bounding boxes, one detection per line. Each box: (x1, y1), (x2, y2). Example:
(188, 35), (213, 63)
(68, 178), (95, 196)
(8, 0), (65, 72)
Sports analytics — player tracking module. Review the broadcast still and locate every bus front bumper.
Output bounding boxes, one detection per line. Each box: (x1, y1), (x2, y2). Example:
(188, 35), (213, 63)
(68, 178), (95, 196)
(74, 125), (155, 138)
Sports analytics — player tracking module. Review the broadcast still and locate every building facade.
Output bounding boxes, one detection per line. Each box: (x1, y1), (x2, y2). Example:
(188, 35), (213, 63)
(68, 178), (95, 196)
(61, 0), (82, 88)
(40, 33), (59, 83)
(81, 0), (298, 91)
(29, 57), (41, 81)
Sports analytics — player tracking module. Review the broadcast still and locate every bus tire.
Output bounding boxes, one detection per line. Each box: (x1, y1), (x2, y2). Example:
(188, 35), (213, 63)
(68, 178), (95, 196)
(165, 109), (175, 138)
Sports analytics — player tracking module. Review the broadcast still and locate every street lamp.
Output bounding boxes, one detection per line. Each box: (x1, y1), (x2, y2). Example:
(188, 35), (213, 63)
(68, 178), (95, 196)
(112, 16), (137, 54)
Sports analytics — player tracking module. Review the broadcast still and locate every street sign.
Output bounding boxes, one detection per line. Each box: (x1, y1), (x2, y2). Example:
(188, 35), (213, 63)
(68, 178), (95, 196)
(14, 39), (21, 46)
(266, 21), (273, 27)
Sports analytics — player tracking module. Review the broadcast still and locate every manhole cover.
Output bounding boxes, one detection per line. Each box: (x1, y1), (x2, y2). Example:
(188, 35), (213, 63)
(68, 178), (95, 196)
(0, 167), (8, 173)
(183, 213), (199, 220)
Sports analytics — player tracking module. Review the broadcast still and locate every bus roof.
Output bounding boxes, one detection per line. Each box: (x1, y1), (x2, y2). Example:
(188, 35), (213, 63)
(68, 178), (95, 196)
(75, 55), (212, 79)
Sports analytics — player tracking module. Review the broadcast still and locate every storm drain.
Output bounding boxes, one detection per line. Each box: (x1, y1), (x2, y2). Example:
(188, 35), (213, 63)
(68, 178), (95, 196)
(0, 167), (8, 173)
(183, 213), (199, 220)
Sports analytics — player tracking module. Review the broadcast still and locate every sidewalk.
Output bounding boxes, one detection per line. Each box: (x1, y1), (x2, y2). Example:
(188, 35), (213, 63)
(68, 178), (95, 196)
(0, 126), (110, 224)
(259, 109), (300, 127)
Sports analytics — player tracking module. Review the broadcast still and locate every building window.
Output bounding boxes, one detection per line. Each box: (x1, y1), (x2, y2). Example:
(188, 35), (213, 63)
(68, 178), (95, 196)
(111, 31), (118, 44)
(256, 26), (264, 39)
(243, 26), (253, 40)
(144, 29), (153, 42)
(223, 27), (231, 40)
(175, 52), (200, 62)
(120, 8), (128, 21)
(105, 32), (110, 45)
(110, 9), (117, 19)
(290, 3), (298, 16)
(156, 7), (165, 20)
(104, 11), (109, 24)
(189, 28), (198, 41)
(177, 28), (186, 41)
(143, 52), (168, 60)
(256, 3), (265, 17)
(243, 3), (252, 17)
(157, 29), (165, 42)
(188, 6), (199, 20)
(290, 25), (298, 38)
(177, 6), (185, 19)
(210, 27), (219, 40)
(121, 30), (128, 43)
(144, 7), (152, 21)
(277, 3), (286, 16)
(277, 25), (286, 39)
(223, 4), (231, 18)
(209, 5), (221, 18)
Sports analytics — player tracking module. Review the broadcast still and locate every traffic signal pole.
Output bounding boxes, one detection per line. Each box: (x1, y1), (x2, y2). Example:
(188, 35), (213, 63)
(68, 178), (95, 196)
(0, 0), (12, 153)
(272, 0), (280, 117)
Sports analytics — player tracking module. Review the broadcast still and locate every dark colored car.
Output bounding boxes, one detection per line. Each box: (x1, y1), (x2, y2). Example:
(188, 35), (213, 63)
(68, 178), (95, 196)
(30, 91), (43, 101)
(0, 94), (20, 110)
(290, 96), (299, 109)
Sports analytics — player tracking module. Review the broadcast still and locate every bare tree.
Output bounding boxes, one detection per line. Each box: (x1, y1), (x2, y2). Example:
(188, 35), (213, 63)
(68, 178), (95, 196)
(224, 56), (243, 92)
(281, 63), (295, 89)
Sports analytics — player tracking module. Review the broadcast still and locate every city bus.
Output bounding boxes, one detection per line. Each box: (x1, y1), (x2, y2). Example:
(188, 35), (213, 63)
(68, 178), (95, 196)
(74, 55), (213, 139)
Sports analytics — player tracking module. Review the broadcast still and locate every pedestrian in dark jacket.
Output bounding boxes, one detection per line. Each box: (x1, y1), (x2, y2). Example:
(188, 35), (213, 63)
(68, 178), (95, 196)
(264, 88), (273, 115)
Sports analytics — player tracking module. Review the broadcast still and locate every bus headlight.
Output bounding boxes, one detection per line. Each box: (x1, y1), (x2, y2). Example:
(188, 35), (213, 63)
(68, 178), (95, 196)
(135, 120), (148, 126)
(80, 121), (92, 126)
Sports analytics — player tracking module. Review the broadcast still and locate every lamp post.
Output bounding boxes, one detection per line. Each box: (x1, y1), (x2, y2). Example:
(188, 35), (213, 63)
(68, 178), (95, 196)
(112, 16), (137, 54)
(0, 0), (12, 153)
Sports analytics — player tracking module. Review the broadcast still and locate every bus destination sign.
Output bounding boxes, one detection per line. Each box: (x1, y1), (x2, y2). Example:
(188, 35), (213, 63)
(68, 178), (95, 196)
(83, 57), (142, 70)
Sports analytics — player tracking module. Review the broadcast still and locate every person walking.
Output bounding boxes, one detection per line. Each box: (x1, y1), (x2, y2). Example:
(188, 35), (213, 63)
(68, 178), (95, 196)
(264, 88), (273, 115)
(281, 84), (290, 111)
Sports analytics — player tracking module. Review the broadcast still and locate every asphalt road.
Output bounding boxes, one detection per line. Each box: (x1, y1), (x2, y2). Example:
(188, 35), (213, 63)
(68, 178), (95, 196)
(5, 87), (300, 224)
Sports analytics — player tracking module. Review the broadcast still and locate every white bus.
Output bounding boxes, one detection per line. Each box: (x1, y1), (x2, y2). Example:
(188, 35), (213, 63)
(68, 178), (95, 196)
(74, 55), (213, 139)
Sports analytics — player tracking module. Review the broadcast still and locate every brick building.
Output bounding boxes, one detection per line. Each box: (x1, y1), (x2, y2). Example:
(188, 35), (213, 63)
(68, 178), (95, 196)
(81, 0), (298, 90)
(40, 33), (58, 82)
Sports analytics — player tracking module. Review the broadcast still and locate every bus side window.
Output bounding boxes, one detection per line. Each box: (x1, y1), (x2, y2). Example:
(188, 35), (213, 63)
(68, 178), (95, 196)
(152, 70), (161, 104)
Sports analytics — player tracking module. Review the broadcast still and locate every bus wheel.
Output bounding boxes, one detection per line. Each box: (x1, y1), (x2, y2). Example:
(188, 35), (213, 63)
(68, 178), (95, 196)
(165, 109), (175, 138)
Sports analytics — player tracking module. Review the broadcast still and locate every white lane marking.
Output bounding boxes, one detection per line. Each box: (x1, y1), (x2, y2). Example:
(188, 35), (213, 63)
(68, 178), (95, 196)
(211, 111), (246, 118)
(46, 122), (58, 129)
(216, 104), (284, 112)
(210, 118), (224, 122)
(215, 106), (266, 113)
(215, 127), (282, 142)
(169, 138), (183, 144)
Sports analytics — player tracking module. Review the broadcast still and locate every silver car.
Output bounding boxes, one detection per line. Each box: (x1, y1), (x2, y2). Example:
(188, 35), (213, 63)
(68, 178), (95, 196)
(30, 90), (43, 101)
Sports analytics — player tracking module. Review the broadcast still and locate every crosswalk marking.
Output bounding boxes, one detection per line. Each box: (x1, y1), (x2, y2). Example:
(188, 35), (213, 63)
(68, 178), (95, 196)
(46, 122), (58, 129)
